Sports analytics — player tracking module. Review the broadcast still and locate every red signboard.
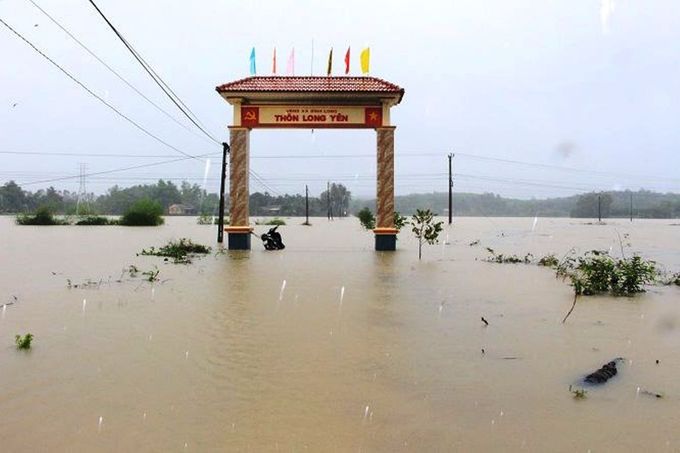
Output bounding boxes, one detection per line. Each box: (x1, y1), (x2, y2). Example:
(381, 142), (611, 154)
(240, 105), (383, 128)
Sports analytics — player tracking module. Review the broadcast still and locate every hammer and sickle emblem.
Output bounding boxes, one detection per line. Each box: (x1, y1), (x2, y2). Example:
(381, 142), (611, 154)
(244, 110), (257, 121)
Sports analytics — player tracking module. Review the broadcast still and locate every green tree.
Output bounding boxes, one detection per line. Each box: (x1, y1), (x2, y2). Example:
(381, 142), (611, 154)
(0, 181), (27, 212)
(411, 209), (443, 260)
(357, 207), (375, 230)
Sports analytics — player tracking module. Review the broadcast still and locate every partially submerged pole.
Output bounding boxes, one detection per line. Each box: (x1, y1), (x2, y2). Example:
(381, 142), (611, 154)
(217, 142), (230, 243)
(305, 184), (309, 225)
(598, 193), (602, 223)
(448, 153), (453, 225)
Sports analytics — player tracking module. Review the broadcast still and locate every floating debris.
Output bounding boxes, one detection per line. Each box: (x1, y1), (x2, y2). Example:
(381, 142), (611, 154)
(584, 358), (624, 384)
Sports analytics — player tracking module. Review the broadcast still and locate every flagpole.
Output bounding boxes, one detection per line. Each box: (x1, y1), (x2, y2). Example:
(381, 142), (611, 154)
(310, 39), (314, 75)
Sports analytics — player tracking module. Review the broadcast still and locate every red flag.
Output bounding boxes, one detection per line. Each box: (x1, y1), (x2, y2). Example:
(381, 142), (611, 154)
(344, 47), (350, 74)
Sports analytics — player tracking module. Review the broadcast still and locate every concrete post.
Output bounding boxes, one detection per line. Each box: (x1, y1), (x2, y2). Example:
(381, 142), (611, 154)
(226, 127), (252, 249)
(374, 126), (397, 251)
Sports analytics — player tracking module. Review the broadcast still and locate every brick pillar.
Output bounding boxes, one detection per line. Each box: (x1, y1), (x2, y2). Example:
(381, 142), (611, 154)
(226, 127), (252, 250)
(375, 126), (397, 251)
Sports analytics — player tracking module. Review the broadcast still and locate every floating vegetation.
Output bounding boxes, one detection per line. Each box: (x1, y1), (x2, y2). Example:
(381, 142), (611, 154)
(469, 240), (480, 246)
(126, 265), (139, 278)
(66, 278), (104, 289)
(257, 218), (286, 226)
(485, 248), (533, 264)
(119, 199), (164, 226)
(537, 254), (559, 267)
(75, 215), (111, 226)
(660, 272), (680, 286)
(140, 238), (211, 264)
(15, 333), (33, 350)
(569, 385), (587, 399)
(560, 251), (657, 297)
(16, 206), (69, 225)
(142, 267), (160, 282)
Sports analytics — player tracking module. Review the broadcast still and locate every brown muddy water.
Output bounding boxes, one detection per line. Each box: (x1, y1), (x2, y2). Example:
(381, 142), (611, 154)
(1, 216), (679, 452)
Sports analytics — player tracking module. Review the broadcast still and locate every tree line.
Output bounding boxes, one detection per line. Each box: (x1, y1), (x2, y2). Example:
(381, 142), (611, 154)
(2, 179), (679, 218)
(0, 180), (353, 217)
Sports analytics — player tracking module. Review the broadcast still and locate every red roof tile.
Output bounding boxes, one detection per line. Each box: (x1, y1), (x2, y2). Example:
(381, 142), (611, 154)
(216, 76), (404, 100)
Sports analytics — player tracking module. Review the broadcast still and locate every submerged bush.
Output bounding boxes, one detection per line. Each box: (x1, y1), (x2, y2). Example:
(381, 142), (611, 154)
(562, 251), (656, 296)
(119, 199), (164, 226)
(15, 333), (33, 350)
(140, 238), (211, 264)
(264, 218), (286, 226)
(486, 247), (533, 264)
(16, 206), (68, 225)
(75, 215), (111, 226)
(357, 207), (375, 230)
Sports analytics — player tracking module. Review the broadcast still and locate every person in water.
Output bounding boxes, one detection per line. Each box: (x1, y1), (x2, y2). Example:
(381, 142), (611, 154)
(261, 225), (285, 250)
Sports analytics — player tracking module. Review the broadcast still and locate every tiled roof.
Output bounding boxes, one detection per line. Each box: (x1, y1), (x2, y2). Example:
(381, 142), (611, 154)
(216, 76), (404, 98)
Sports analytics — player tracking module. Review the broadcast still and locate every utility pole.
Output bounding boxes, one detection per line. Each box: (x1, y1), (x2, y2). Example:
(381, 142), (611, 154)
(305, 184), (309, 225)
(448, 153), (454, 225)
(630, 192), (633, 222)
(327, 181), (332, 220)
(598, 193), (602, 223)
(217, 142), (230, 243)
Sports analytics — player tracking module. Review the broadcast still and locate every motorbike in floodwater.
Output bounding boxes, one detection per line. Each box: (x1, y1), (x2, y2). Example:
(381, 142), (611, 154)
(260, 226), (285, 250)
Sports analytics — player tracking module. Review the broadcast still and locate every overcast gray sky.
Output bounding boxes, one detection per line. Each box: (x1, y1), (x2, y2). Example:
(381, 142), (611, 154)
(1, 0), (679, 199)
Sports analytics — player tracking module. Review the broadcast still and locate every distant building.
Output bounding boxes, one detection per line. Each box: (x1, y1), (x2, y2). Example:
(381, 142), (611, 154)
(262, 205), (281, 215)
(168, 204), (196, 215)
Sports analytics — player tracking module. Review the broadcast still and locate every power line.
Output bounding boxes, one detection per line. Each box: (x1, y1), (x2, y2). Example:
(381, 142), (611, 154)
(83, 1), (281, 196)
(0, 16), (206, 163)
(18, 152), (220, 186)
(25, 0), (214, 146)
(86, 0), (219, 145)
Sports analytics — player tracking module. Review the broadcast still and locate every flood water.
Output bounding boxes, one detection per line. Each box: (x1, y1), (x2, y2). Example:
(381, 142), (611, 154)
(1, 216), (679, 452)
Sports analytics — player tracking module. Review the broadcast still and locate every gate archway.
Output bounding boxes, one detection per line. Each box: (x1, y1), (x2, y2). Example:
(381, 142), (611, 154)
(216, 76), (404, 251)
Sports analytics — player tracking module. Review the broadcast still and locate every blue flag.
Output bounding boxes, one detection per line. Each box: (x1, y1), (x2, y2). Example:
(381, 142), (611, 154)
(249, 47), (256, 75)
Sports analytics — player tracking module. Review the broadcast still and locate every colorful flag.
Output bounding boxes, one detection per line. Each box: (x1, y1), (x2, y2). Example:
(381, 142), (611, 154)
(272, 47), (277, 74)
(249, 47), (256, 75)
(326, 48), (333, 76)
(360, 47), (370, 75)
(344, 47), (350, 74)
(286, 48), (295, 75)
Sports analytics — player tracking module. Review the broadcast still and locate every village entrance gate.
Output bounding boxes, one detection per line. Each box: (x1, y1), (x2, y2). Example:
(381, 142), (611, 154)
(216, 76), (404, 251)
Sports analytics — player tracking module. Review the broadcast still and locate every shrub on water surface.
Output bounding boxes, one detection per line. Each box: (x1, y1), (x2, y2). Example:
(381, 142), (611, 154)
(119, 199), (164, 226)
(15, 206), (67, 225)
(264, 218), (286, 226)
(75, 215), (110, 226)
(357, 207), (375, 230)
(140, 238), (211, 264)
(15, 333), (33, 350)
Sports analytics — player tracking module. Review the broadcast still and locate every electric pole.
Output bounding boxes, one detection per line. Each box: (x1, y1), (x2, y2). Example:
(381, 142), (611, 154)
(598, 193), (602, 223)
(217, 142), (230, 243)
(305, 184), (309, 225)
(448, 153), (454, 225)
(327, 181), (332, 220)
(630, 192), (633, 222)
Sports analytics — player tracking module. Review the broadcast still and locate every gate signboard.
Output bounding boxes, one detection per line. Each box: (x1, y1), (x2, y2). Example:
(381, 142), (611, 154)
(241, 105), (382, 128)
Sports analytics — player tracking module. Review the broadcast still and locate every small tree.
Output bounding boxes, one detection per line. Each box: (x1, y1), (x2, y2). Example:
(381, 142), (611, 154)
(357, 207), (375, 230)
(394, 211), (407, 231)
(120, 199), (164, 226)
(411, 209), (443, 260)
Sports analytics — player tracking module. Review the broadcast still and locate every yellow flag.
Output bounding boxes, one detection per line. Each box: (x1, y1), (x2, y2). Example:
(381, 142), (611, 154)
(360, 47), (370, 75)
